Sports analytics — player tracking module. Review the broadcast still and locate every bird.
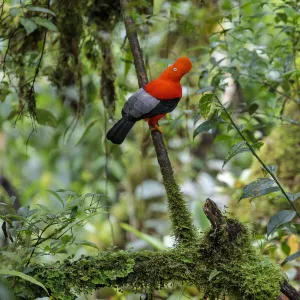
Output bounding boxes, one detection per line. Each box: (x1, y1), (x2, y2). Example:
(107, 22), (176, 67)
(106, 57), (192, 144)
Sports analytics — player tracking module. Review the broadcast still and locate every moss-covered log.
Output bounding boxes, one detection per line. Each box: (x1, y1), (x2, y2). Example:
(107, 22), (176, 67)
(5, 199), (287, 300)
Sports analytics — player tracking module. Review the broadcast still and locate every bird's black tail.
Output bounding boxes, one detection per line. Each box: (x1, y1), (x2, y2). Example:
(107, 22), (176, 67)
(106, 116), (136, 144)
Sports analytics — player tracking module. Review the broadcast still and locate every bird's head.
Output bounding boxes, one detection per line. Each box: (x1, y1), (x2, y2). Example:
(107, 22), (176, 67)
(159, 57), (192, 82)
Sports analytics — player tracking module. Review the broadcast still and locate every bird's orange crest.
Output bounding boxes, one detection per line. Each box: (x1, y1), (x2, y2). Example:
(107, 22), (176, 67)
(144, 56), (192, 99)
(158, 57), (192, 81)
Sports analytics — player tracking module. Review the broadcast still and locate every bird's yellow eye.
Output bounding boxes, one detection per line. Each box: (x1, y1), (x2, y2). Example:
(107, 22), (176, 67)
(173, 68), (177, 71)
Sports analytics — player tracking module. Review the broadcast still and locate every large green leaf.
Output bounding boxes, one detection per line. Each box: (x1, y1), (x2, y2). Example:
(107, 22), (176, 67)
(0, 268), (48, 295)
(76, 240), (99, 249)
(239, 178), (280, 201)
(281, 251), (300, 266)
(267, 210), (296, 236)
(20, 17), (37, 35)
(47, 190), (65, 207)
(25, 5), (56, 16)
(222, 141), (250, 168)
(193, 119), (219, 139)
(32, 17), (57, 31)
(198, 93), (214, 119)
(208, 269), (221, 281)
(9, 7), (22, 17)
(36, 109), (57, 127)
(76, 120), (99, 146)
(121, 223), (166, 250)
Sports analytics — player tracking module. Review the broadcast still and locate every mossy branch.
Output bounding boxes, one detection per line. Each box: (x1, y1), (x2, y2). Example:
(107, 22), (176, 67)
(119, 0), (197, 245)
(7, 199), (289, 300)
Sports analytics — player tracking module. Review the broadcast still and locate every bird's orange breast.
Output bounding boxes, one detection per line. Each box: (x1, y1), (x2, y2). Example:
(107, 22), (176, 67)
(144, 79), (182, 100)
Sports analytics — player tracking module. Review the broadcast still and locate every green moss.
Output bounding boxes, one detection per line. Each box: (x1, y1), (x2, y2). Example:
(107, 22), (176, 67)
(164, 181), (198, 245)
(9, 219), (284, 300)
(197, 222), (284, 299)
(52, 0), (85, 113)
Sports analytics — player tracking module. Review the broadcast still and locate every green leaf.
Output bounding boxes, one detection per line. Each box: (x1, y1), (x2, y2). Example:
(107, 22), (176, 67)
(266, 165), (276, 174)
(286, 192), (300, 202)
(36, 109), (57, 127)
(214, 134), (232, 142)
(252, 141), (264, 150)
(262, 165), (277, 176)
(61, 235), (72, 244)
(236, 124), (244, 132)
(55, 189), (79, 196)
(248, 103), (259, 115)
(7, 110), (17, 120)
(20, 17), (37, 35)
(37, 204), (50, 212)
(0, 88), (10, 102)
(124, 50), (133, 78)
(17, 206), (30, 217)
(281, 251), (300, 266)
(281, 241), (291, 256)
(193, 119), (219, 139)
(121, 223), (166, 250)
(0, 268), (48, 295)
(47, 190), (64, 207)
(208, 269), (221, 281)
(275, 12), (287, 23)
(153, 0), (164, 14)
(222, 141), (250, 168)
(267, 210), (296, 236)
(76, 240), (99, 249)
(196, 86), (215, 94)
(199, 93), (214, 118)
(31, 17), (57, 31)
(25, 5), (56, 16)
(9, 7), (22, 17)
(239, 178), (280, 201)
(76, 120), (99, 146)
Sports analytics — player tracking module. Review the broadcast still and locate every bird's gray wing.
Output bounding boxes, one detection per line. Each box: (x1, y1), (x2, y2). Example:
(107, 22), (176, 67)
(122, 88), (160, 120)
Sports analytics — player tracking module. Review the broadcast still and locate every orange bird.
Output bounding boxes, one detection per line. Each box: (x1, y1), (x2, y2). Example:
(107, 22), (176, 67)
(106, 57), (192, 144)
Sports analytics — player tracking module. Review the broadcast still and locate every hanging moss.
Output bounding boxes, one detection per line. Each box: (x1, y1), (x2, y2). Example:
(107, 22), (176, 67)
(52, 0), (85, 113)
(87, 0), (120, 117)
(4, 0), (47, 119)
(8, 218), (284, 300)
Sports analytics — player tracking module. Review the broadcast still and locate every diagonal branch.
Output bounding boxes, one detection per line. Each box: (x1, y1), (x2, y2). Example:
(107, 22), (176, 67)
(119, 0), (197, 245)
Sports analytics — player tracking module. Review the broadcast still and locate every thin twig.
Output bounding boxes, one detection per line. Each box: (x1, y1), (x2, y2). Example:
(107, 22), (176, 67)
(0, 0), (5, 20)
(214, 94), (300, 218)
(1, 28), (18, 85)
(30, 26), (47, 94)
(25, 220), (56, 267)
